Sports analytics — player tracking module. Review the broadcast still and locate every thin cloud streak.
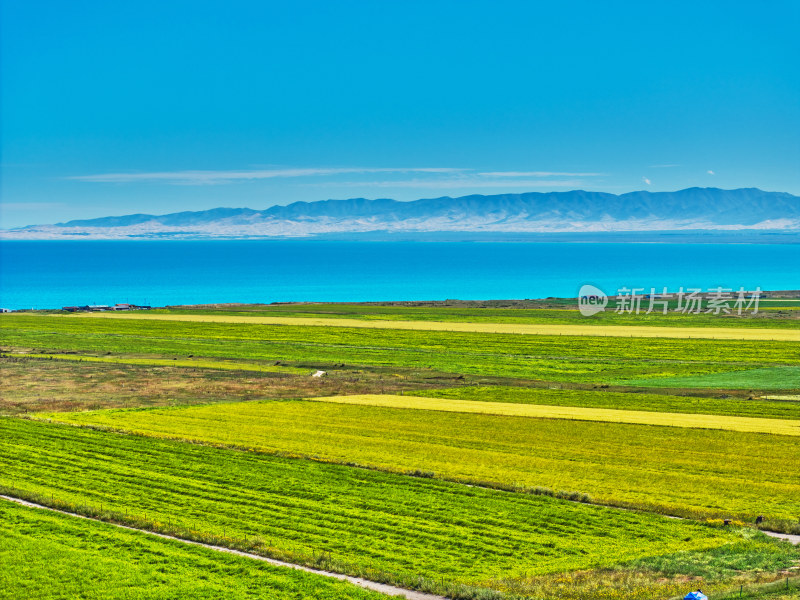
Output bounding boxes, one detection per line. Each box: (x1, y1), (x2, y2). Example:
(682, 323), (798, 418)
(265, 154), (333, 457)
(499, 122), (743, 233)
(68, 167), (466, 185)
(1, 202), (65, 210)
(310, 178), (585, 189)
(67, 167), (606, 186)
(478, 171), (603, 177)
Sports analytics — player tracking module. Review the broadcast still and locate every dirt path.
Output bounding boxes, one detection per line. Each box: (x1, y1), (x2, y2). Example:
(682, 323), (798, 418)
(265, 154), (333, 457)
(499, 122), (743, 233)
(38, 311), (800, 341)
(763, 531), (800, 544)
(0, 495), (448, 600)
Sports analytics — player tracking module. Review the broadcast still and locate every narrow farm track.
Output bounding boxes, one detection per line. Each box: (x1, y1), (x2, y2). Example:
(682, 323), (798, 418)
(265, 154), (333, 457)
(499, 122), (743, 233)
(50, 311), (800, 341)
(0, 495), (447, 600)
(767, 532), (800, 545)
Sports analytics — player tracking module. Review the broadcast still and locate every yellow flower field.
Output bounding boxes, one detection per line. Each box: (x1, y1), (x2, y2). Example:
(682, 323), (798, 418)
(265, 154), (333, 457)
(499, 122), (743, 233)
(44, 311), (800, 341)
(312, 394), (800, 436)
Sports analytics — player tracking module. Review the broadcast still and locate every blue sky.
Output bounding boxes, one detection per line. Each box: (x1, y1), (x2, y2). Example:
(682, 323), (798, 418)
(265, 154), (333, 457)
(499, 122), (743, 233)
(2, 1), (798, 228)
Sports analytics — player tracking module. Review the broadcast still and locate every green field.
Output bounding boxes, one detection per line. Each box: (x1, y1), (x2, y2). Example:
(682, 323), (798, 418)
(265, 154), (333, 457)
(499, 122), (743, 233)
(409, 386), (800, 419)
(2, 418), (797, 599)
(147, 302), (800, 329)
(0, 500), (386, 600)
(621, 367), (800, 389)
(41, 399), (800, 524)
(55, 312), (800, 341)
(3, 314), (798, 384)
(2, 304), (799, 599)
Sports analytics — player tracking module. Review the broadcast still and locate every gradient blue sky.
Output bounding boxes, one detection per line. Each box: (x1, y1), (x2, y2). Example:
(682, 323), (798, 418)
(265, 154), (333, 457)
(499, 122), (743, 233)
(2, 1), (798, 228)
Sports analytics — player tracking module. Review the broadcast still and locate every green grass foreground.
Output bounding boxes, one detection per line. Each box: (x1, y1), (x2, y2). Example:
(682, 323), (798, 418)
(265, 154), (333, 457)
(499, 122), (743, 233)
(38, 399), (800, 525)
(3, 418), (796, 599)
(0, 500), (386, 600)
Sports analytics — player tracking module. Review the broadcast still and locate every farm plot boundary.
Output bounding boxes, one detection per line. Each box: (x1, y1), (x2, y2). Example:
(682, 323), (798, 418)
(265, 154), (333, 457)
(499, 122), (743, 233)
(28, 312), (800, 341)
(312, 394), (800, 436)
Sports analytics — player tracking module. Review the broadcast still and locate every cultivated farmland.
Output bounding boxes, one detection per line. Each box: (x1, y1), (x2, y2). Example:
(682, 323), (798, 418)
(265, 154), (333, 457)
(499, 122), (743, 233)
(1, 418), (797, 599)
(2, 302), (799, 599)
(42, 398), (800, 524)
(54, 311), (800, 341)
(2, 313), (798, 384)
(309, 393), (800, 436)
(408, 386), (800, 419)
(0, 500), (387, 600)
(119, 300), (800, 328)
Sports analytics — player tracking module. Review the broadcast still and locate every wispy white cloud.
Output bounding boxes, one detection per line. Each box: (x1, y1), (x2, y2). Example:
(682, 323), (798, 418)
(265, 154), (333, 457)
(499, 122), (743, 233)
(642, 177), (652, 185)
(1, 202), (65, 210)
(707, 169), (715, 175)
(67, 166), (607, 186)
(477, 171), (603, 177)
(311, 178), (584, 189)
(68, 167), (465, 185)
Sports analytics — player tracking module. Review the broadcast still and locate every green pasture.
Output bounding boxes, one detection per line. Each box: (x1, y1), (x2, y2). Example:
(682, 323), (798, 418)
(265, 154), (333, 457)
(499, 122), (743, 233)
(621, 367), (800, 389)
(0, 500), (385, 600)
(40, 399), (800, 524)
(2, 314), (797, 384)
(3, 417), (790, 598)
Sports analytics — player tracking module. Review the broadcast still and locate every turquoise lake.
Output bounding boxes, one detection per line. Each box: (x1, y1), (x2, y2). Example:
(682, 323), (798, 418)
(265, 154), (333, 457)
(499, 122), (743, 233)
(1, 240), (797, 309)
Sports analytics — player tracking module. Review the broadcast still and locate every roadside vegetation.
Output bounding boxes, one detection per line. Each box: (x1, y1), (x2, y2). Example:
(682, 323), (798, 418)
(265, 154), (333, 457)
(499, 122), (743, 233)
(0, 500), (387, 600)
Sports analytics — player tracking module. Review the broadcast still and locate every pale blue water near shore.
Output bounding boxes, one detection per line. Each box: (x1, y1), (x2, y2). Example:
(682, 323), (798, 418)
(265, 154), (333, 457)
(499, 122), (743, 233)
(1, 241), (798, 310)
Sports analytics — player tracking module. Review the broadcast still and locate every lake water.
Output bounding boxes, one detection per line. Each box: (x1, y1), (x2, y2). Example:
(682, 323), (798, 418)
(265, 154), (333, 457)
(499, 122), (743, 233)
(1, 240), (797, 309)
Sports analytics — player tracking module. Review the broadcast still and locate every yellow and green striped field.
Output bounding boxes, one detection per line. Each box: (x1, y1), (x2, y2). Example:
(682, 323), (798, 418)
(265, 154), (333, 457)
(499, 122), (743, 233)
(40, 397), (800, 522)
(4, 302), (800, 600)
(311, 393), (800, 436)
(48, 311), (800, 341)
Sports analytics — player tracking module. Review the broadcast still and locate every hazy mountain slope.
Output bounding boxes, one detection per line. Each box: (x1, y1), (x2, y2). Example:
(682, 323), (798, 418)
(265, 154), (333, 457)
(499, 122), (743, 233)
(7, 188), (800, 239)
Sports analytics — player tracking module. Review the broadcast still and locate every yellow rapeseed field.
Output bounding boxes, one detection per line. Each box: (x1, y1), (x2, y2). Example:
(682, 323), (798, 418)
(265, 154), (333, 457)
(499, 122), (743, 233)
(312, 394), (800, 436)
(45, 312), (800, 341)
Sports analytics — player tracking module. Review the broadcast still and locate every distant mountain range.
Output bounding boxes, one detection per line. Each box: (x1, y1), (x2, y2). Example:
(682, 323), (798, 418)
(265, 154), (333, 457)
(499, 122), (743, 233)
(5, 188), (800, 240)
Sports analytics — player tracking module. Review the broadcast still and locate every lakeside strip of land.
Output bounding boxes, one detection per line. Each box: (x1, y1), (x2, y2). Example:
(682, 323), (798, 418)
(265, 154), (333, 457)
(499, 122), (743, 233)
(311, 394), (800, 436)
(28, 312), (800, 341)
